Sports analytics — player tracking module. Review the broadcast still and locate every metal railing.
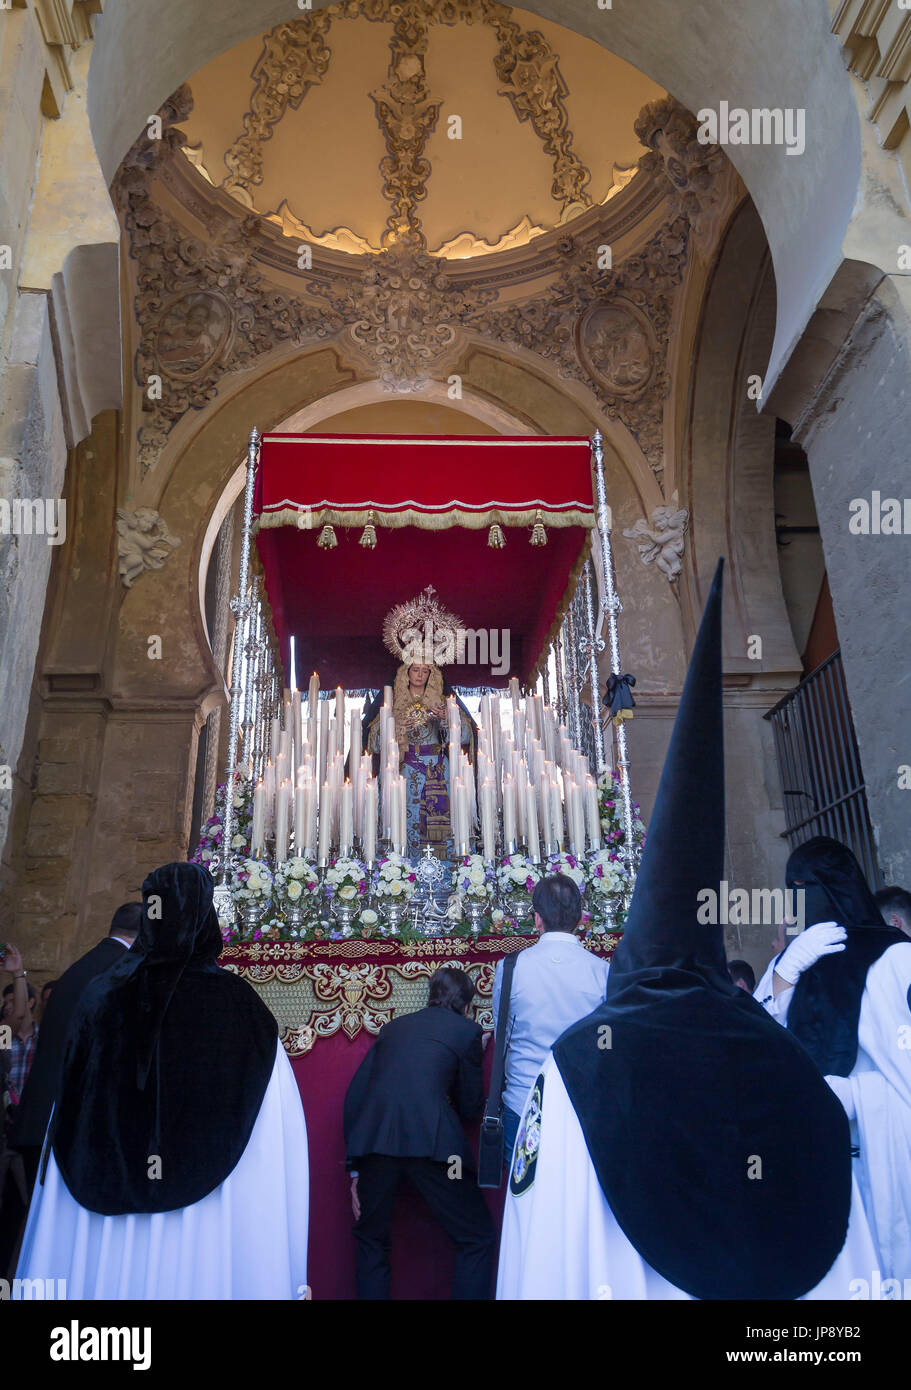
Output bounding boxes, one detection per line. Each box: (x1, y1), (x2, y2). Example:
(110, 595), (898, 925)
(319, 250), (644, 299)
(764, 650), (881, 888)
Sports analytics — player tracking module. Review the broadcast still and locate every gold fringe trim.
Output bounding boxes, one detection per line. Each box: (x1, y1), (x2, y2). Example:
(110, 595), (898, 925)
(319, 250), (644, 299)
(255, 506), (596, 534)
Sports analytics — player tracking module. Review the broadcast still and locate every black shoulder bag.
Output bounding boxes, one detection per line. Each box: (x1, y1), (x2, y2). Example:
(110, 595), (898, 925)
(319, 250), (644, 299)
(477, 951), (518, 1189)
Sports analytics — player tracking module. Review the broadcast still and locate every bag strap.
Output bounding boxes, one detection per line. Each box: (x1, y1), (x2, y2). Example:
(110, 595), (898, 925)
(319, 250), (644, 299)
(483, 950), (519, 1127)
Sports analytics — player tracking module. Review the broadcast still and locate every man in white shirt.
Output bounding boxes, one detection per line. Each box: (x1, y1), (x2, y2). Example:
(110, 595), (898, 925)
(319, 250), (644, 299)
(492, 875), (609, 1160)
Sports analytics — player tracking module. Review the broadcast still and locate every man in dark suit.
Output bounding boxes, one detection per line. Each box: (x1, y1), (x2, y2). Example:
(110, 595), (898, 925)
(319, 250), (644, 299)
(8, 904), (141, 1171)
(344, 966), (496, 1300)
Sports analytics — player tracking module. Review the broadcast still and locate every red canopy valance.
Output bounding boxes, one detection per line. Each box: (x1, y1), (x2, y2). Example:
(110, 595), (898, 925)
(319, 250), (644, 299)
(253, 433), (594, 689)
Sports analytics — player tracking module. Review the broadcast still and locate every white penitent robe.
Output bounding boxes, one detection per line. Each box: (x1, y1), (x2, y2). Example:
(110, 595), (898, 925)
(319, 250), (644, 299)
(496, 1053), (877, 1300)
(16, 1040), (309, 1300)
(755, 940), (911, 1283)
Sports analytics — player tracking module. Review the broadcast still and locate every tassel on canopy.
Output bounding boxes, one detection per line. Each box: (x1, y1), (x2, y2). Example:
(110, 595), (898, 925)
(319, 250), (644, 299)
(530, 510), (547, 546)
(360, 512), (378, 549)
(488, 523), (506, 549)
(317, 524), (337, 549)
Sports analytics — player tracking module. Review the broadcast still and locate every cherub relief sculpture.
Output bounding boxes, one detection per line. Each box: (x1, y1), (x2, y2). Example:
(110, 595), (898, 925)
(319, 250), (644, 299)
(623, 505), (689, 582)
(117, 508), (182, 588)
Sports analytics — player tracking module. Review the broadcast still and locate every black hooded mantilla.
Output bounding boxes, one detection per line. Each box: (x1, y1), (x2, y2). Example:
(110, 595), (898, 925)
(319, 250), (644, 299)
(49, 862), (278, 1215)
(785, 836), (905, 1076)
(553, 560), (853, 1300)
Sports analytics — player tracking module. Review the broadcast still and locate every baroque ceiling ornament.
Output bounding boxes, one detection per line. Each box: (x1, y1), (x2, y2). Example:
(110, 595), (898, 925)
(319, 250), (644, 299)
(466, 215), (690, 480)
(116, 89), (340, 477)
(222, 15), (334, 203)
(306, 241), (497, 391)
(634, 96), (741, 260)
(216, 0), (593, 251)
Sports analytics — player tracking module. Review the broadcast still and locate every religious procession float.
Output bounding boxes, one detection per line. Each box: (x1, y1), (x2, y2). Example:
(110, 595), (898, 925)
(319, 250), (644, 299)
(197, 429), (645, 951)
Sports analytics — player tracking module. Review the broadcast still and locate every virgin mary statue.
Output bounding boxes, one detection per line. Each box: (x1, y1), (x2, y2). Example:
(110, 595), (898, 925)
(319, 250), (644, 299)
(363, 586), (476, 860)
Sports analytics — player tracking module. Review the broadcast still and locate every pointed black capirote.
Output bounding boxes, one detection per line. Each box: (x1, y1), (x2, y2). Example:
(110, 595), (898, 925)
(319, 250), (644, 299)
(609, 556), (727, 987)
(552, 557), (853, 1300)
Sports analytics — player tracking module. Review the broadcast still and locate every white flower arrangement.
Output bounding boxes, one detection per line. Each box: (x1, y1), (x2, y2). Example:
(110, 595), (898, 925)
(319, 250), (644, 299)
(496, 853), (542, 896)
(325, 856), (368, 903)
(586, 849), (632, 900)
(274, 856), (320, 908)
(545, 851), (587, 890)
(233, 857), (274, 903)
(453, 853), (496, 900)
(373, 853), (418, 901)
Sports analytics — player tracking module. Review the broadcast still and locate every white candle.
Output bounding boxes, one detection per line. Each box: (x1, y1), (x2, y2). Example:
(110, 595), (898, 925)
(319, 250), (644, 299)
(335, 685), (345, 732)
(251, 779), (266, 856)
(348, 702), (362, 780)
(292, 690), (302, 765)
(525, 781), (540, 862)
(270, 716), (281, 764)
(453, 776), (466, 855)
(319, 699), (329, 787)
(275, 779), (291, 862)
(509, 676), (521, 708)
(339, 779), (354, 854)
(516, 758), (527, 837)
(550, 778), (565, 850)
(383, 685), (393, 709)
(569, 782), (584, 855)
(502, 774), (517, 850)
(585, 775), (601, 851)
(294, 780), (307, 857)
(318, 780), (332, 863)
(306, 779), (317, 858)
(363, 778), (378, 864)
(538, 775), (552, 854)
(481, 779), (496, 861)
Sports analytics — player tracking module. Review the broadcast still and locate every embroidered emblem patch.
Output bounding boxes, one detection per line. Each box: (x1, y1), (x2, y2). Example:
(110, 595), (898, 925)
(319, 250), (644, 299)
(510, 1072), (545, 1196)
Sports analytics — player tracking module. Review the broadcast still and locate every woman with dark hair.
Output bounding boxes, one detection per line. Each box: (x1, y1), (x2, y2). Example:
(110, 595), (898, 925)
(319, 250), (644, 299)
(755, 835), (911, 1285)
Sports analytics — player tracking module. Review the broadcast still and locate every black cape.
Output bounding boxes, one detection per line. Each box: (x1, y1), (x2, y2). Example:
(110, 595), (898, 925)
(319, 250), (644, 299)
(48, 862), (277, 1215)
(553, 560), (852, 1300)
(784, 836), (906, 1076)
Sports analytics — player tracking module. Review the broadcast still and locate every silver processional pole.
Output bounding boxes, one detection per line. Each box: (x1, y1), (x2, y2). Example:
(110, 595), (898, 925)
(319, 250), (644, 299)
(591, 429), (637, 878)
(214, 426), (260, 920)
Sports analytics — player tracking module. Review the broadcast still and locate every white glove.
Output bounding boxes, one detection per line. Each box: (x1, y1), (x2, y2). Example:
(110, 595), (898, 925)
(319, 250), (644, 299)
(775, 921), (846, 985)
(824, 1074), (856, 1122)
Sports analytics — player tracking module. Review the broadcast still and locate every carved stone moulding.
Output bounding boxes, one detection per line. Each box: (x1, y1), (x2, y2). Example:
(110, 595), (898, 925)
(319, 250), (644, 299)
(574, 296), (657, 399)
(154, 291), (235, 382)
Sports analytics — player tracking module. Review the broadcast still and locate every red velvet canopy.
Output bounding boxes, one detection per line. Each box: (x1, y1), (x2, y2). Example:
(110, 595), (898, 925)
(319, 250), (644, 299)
(254, 433), (594, 689)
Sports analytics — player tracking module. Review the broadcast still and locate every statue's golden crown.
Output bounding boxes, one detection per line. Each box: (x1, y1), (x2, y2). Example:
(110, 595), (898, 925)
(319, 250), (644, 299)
(382, 585), (464, 665)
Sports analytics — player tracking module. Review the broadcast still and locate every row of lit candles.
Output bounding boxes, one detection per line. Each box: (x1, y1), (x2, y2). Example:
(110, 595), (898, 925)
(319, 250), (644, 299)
(246, 673), (603, 863)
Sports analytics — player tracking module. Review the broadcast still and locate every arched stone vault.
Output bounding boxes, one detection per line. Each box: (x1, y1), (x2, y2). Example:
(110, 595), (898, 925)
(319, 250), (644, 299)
(4, 1), (911, 972)
(86, 0), (867, 398)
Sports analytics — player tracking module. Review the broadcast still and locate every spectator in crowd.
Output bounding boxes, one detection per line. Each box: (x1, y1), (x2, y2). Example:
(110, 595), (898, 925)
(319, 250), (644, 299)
(10, 903), (141, 1169)
(344, 966), (496, 1300)
(1, 947), (38, 1112)
(874, 885), (911, 938)
(727, 958), (756, 992)
(39, 981), (57, 1020)
(492, 874), (609, 1161)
